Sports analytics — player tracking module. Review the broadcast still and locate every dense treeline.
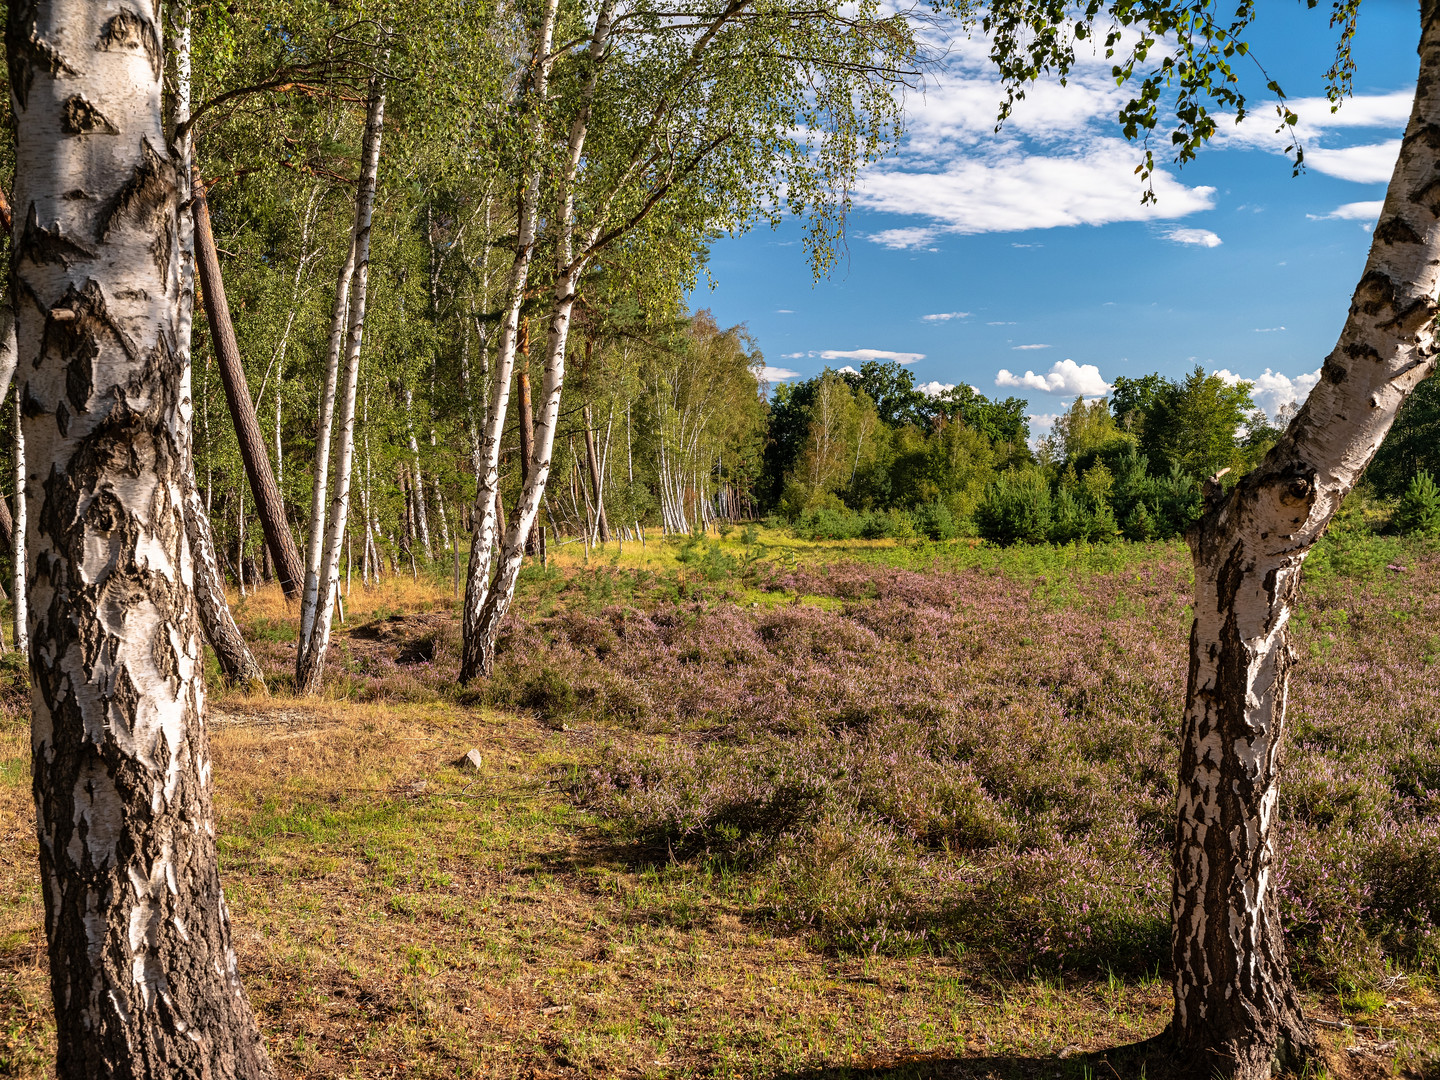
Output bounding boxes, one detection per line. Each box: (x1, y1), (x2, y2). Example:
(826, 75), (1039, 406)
(760, 361), (1440, 543)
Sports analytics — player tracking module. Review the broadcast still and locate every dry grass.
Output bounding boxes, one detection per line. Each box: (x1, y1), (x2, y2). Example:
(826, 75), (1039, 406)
(0, 534), (1436, 1077)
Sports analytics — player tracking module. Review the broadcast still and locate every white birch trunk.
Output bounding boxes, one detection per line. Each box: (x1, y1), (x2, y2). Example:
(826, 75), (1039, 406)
(297, 68), (386, 695)
(12, 0), (275, 1071)
(1169, 9), (1440, 1074)
(11, 384), (25, 655)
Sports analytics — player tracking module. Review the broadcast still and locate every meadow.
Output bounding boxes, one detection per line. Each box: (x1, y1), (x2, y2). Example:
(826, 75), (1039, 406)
(0, 527), (1437, 1078)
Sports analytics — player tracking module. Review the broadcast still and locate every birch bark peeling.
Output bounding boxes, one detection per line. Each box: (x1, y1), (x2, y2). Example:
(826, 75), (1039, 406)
(8, 0), (275, 1073)
(192, 173), (304, 598)
(1170, 8), (1440, 1076)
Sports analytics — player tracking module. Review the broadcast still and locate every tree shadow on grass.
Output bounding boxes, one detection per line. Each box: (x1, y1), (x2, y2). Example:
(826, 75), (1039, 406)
(771, 1037), (1196, 1080)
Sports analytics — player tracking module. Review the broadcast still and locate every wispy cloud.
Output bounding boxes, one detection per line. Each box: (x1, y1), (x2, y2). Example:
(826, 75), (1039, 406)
(1311, 200), (1385, 222)
(1012, 343), (1052, 351)
(780, 352), (807, 359)
(775, 309), (794, 314)
(819, 348), (926, 365)
(1253, 327), (1286, 333)
(922, 311), (971, 322)
(1162, 227), (1222, 247)
(759, 366), (801, 382)
(996, 359), (1111, 396)
(866, 227), (940, 250)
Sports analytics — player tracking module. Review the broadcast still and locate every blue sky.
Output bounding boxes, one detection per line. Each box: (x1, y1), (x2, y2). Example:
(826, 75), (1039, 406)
(695, 0), (1419, 436)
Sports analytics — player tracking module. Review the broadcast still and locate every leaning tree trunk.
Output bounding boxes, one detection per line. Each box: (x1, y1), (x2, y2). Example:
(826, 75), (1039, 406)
(1169, 8), (1440, 1077)
(7, 0), (277, 1075)
(192, 172), (304, 598)
(583, 402), (610, 543)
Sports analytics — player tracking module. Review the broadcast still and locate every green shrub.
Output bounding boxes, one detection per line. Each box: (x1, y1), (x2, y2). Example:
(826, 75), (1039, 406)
(1394, 470), (1440, 537)
(976, 470), (1052, 545)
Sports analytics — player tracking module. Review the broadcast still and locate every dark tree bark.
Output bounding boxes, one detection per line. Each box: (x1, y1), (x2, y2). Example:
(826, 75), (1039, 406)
(8, 0), (277, 1075)
(192, 172), (304, 598)
(185, 471), (265, 686)
(517, 366), (539, 556)
(1169, 6), (1440, 1076)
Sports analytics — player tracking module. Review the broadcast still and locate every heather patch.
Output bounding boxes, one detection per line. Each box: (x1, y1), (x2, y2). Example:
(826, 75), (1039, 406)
(469, 537), (1440, 987)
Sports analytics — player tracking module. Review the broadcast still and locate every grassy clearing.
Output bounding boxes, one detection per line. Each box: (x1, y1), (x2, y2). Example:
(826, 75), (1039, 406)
(0, 528), (1436, 1078)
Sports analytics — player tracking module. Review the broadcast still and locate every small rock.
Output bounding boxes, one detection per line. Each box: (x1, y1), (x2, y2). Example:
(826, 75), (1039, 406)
(458, 748), (483, 772)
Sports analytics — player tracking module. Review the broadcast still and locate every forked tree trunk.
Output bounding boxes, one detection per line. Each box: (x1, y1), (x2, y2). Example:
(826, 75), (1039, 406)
(192, 172), (304, 597)
(459, 0), (560, 677)
(8, 0), (276, 1075)
(1170, 8), (1440, 1076)
(297, 68), (386, 695)
(583, 402), (610, 542)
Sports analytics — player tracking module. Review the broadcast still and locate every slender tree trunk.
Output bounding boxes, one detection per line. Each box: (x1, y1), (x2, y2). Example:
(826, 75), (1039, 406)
(403, 388), (433, 558)
(583, 403), (610, 542)
(192, 173), (304, 596)
(1169, 10), (1440, 1077)
(517, 366), (539, 555)
(9, 0), (276, 1072)
(460, 0), (561, 674)
(297, 68), (386, 695)
(11, 383), (25, 656)
(299, 234), (357, 653)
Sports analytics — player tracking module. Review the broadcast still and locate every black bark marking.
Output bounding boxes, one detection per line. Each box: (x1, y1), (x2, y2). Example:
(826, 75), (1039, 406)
(1379, 295), (1438, 334)
(1409, 176), (1440, 216)
(1321, 358), (1348, 384)
(6, 0), (76, 110)
(60, 96), (118, 136)
(97, 9), (161, 80)
(1374, 216), (1424, 246)
(54, 402), (68, 438)
(1343, 341), (1382, 362)
(20, 205), (97, 269)
(1351, 270), (1396, 317)
(100, 139), (175, 251)
(61, 189), (91, 202)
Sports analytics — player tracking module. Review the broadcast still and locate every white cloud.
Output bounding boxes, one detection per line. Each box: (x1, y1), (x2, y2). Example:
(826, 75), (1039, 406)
(776, 308), (794, 314)
(922, 311), (971, 322)
(987, 321), (1016, 326)
(835, 365), (858, 374)
(996, 359), (1111, 396)
(1012, 343), (1051, 350)
(759, 366), (801, 382)
(1028, 413), (1063, 436)
(1212, 367), (1321, 418)
(1307, 140), (1401, 184)
(819, 348), (925, 365)
(1163, 227), (1222, 248)
(1312, 200), (1385, 222)
(1253, 327), (1286, 333)
(916, 380), (956, 396)
(866, 227), (940, 250)
(859, 143), (1216, 235)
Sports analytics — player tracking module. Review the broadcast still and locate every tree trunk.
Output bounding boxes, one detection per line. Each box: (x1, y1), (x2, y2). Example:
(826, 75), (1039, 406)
(184, 471), (264, 686)
(192, 172), (304, 597)
(1169, 9), (1440, 1076)
(297, 67), (386, 695)
(9, 0), (276, 1073)
(583, 403), (610, 542)
(459, 0), (560, 682)
(517, 366), (539, 556)
(11, 382), (25, 655)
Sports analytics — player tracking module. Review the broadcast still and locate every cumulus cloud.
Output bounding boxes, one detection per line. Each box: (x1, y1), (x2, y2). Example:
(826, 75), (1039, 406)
(916, 380), (956, 396)
(1163, 227), (1222, 247)
(1027, 413), (1063, 436)
(922, 311), (971, 322)
(819, 348), (926, 365)
(996, 359), (1111, 396)
(759, 366), (801, 382)
(1213, 367), (1321, 418)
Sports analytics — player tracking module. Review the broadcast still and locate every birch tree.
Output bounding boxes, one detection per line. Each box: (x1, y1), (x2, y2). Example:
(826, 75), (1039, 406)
(459, 0), (918, 680)
(7, 0), (275, 1072)
(984, 1), (1440, 1074)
